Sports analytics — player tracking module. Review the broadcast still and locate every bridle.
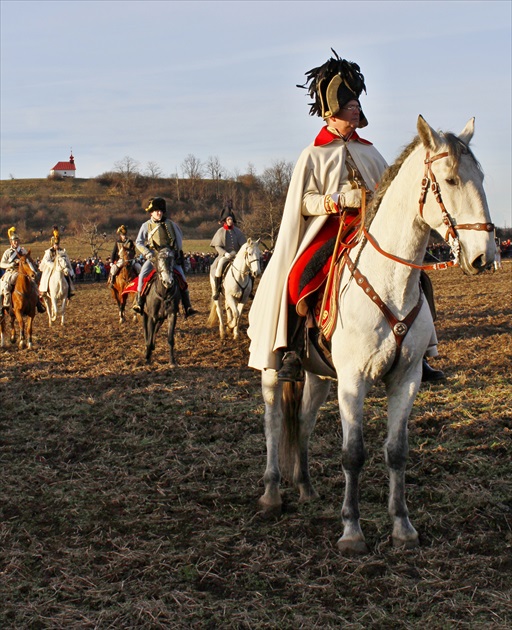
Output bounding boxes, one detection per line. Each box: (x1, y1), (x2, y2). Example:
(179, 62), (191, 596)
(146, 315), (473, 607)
(363, 150), (494, 271)
(229, 246), (260, 291)
(343, 149), (494, 371)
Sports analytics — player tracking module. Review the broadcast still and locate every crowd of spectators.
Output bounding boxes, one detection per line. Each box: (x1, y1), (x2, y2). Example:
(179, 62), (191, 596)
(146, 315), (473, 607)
(58, 250), (274, 284)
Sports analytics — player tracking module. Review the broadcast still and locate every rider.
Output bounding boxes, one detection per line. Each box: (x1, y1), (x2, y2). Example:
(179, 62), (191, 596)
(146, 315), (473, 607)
(247, 50), (444, 383)
(132, 197), (198, 318)
(210, 204), (247, 301)
(107, 225), (141, 285)
(0, 227), (45, 313)
(39, 226), (76, 299)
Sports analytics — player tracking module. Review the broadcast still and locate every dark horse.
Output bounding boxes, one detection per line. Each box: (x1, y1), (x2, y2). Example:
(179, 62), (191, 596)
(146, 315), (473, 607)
(111, 248), (138, 324)
(1, 252), (39, 349)
(142, 247), (180, 366)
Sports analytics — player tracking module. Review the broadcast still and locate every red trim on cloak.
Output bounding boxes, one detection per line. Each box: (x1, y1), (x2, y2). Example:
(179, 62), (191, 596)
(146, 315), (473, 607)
(314, 127), (374, 147)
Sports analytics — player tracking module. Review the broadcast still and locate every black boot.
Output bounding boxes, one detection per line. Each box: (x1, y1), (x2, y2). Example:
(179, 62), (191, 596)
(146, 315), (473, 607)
(278, 351), (304, 382)
(36, 298), (46, 313)
(212, 276), (222, 301)
(132, 292), (145, 314)
(422, 358), (445, 382)
(182, 289), (198, 318)
(277, 306), (305, 382)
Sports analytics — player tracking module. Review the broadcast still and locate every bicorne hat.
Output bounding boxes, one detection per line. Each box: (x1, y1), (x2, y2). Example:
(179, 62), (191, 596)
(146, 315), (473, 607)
(145, 197), (167, 213)
(117, 225), (127, 235)
(298, 49), (368, 127)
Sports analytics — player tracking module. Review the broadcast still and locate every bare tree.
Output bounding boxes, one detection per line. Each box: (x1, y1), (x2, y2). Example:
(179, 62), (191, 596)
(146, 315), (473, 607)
(145, 161), (163, 179)
(244, 160), (293, 248)
(181, 154), (203, 179)
(80, 219), (109, 259)
(113, 156), (141, 195)
(205, 156), (226, 198)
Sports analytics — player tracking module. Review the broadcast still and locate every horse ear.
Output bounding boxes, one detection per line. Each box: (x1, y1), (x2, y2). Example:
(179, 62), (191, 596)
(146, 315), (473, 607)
(458, 117), (475, 145)
(247, 237), (252, 245)
(417, 115), (442, 151)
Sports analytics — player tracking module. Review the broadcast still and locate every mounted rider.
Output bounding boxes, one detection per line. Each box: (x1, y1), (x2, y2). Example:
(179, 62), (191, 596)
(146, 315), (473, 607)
(107, 225), (141, 285)
(132, 197), (198, 318)
(210, 204), (247, 301)
(39, 226), (76, 299)
(247, 50), (444, 383)
(0, 227), (45, 313)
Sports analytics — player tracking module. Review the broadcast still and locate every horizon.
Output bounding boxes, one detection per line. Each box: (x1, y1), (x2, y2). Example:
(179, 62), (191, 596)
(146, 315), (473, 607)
(1, 0), (510, 228)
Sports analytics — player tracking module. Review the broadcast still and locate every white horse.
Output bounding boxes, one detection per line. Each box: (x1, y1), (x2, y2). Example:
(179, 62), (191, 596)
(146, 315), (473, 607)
(41, 250), (72, 326)
(258, 116), (495, 553)
(208, 238), (262, 339)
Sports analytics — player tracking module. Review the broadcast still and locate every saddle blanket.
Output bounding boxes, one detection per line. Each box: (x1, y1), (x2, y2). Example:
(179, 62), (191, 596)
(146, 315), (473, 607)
(122, 270), (187, 296)
(288, 211), (361, 341)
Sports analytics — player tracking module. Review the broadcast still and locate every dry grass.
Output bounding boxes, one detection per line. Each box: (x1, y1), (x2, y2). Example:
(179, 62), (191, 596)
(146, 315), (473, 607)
(0, 264), (511, 629)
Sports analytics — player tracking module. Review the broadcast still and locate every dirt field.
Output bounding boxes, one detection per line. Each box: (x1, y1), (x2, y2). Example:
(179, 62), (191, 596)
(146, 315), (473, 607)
(1, 265), (511, 629)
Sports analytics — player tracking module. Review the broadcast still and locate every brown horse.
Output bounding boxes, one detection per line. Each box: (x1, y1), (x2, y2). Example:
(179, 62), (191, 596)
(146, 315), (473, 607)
(1, 251), (39, 349)
(110, 249), (138, 323)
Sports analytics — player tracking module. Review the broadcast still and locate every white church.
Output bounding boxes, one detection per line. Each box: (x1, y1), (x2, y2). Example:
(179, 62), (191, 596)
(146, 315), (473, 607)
(50, 152), (76, 178)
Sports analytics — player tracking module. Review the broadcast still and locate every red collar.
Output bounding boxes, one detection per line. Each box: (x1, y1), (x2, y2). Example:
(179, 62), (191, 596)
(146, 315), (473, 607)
(314, 127), (373, 147)
(223, 224), (233, 230)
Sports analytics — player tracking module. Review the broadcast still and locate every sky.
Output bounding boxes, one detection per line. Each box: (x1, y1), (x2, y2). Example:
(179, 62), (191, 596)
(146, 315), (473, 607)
(1, 0), (511, 227)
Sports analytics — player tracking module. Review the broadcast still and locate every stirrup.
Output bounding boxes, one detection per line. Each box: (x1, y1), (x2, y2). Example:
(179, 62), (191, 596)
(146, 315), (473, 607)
(277, 351), (304, 382)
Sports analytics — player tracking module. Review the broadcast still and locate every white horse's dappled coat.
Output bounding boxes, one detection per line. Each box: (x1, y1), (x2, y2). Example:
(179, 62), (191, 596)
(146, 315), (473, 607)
(256, 117), (495, 553)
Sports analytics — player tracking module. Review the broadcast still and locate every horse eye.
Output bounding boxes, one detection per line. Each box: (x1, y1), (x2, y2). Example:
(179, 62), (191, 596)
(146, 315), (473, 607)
(446, 178), (457, 186)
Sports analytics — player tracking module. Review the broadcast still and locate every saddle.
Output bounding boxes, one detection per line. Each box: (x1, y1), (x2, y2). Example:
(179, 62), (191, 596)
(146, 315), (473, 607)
(122, 269), (186, 297)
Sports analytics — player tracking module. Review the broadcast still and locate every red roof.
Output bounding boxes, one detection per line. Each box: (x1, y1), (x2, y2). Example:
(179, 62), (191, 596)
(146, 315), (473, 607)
(52, 161), (76, 171)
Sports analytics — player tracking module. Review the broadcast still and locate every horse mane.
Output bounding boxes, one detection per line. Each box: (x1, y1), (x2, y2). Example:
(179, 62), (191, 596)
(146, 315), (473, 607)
(365, 132), (482, 229)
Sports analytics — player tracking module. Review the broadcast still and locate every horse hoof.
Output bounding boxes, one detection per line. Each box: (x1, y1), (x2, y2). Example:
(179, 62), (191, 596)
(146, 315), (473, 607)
(392, 536), (419, 549)
(257, 499), (282, 520)
(337, 537), (369, 555)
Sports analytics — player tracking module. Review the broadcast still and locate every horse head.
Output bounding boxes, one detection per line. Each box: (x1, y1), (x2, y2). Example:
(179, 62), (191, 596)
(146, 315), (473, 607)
(19, 251), (37, 279)
(55, 249), (70, 275)
(416, 115), (495, 275)
(155, 247), (175, 289)
(244, 238), (262, 279)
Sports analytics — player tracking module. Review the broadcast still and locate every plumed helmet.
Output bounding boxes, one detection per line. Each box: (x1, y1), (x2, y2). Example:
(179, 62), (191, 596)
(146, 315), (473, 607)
(117, 225), (127, 235)
(298, 49), (368, 127)
(145, 197), (167, 213)
(50, 225), (60, 247)
(8, 226), (19, 242)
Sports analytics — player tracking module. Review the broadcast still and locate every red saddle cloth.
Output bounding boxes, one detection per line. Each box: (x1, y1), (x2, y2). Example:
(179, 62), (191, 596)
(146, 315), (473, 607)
(122, 270), (186, 296)
(288, 211), (361, 340)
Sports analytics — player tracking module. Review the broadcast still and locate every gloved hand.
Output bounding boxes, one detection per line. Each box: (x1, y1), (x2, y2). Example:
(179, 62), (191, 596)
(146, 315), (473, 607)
(145, 251), (154, 261)
(224, 252), (234, 259)
(341, 188), (362, 208)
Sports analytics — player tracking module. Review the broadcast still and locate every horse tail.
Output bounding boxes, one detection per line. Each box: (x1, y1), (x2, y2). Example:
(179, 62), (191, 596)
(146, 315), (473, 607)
(279, 381), (304, 484)
(206, 301), (218, 327)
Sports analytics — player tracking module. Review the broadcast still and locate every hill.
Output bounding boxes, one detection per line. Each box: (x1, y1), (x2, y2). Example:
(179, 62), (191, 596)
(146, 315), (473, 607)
(0, 174), (260, 248)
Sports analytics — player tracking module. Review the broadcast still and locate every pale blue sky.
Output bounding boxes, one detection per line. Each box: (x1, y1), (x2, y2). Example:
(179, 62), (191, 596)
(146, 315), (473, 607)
(1, 0), (511, 227)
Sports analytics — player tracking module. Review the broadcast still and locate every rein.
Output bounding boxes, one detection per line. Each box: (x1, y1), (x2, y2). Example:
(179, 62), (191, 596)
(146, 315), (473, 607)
(342, 149), (492, 372)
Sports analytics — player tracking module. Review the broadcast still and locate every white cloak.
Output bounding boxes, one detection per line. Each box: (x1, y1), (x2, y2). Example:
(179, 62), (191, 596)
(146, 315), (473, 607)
(247, 130), (388, 371)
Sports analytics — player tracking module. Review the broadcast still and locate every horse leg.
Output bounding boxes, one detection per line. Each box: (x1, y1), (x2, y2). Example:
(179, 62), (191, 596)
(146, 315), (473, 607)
(9, 311), (16, 344)
(217, 298), (226, 339)
(337, 378), (369, 554)
(259, 369), (285, 515)
(43, 295), (52, 327)
(143, 313), (156, 363)
(26, 315), (34, 349)
(384, 371), (421, 548)
(167, 311), (178, 367)
(294, 372), (331, 501)
(16, 311), (26, 349)
(60, 297), (67, 326)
